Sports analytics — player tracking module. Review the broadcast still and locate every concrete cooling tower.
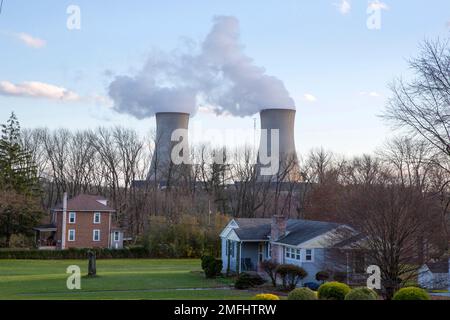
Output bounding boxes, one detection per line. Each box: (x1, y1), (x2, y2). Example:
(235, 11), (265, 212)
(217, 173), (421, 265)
(147, 112), (191, 184)
(256, 108), (300, 182)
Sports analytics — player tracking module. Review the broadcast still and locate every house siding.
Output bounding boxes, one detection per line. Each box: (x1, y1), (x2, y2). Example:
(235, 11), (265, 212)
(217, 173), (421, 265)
(110, 230), (124, 249)
(54, 211), (111, 249)
(281, 247), (326, 284)
(221, 238), (238, 273)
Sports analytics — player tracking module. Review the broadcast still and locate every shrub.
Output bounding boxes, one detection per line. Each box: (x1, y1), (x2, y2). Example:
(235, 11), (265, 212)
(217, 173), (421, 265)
(332, 271), (347, 283)
(288, 288), (317, 300)
(392, 287), (430, 300)
(318, 282), (351, 300)
(276, 264), (308, 290)
(260, 260), (279, 287)
(345, 287), (378, 300)
(0, 247), (150, 259)
(315, 271), (330, 283)
(253, 293), (280, 300)
(234, 272), (266, 289)
(201, 256), (222, 278)
(304, 282), (320, 291)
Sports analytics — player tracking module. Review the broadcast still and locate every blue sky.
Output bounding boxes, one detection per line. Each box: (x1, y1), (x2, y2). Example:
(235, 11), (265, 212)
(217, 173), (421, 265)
(0, 0), (449, 156)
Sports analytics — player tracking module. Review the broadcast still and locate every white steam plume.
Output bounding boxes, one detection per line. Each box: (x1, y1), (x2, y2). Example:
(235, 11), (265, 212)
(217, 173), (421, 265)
(108, 16), (295, 118)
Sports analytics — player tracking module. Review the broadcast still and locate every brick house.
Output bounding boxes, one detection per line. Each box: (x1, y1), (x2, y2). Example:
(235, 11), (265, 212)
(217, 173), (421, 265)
(34, 194), (124, 250)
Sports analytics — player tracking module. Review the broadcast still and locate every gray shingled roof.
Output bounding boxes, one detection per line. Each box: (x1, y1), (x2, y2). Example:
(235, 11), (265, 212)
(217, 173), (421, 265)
(233, 218), (341, 245)
(426, 260), (449, 273)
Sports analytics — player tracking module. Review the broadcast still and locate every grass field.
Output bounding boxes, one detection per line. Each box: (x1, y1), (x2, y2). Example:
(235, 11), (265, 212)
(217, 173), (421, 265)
(0, 259), (255, 300)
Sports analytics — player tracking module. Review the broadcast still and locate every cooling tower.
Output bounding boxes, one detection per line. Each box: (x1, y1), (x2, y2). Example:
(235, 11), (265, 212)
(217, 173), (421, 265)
(256, 108), (300, 182)
(147, 112), (191, 184)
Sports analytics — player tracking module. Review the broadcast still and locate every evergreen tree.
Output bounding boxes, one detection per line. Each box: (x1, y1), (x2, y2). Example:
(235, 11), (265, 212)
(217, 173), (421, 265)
(0, 113), (42, 247)
(0, 113), (39, 194)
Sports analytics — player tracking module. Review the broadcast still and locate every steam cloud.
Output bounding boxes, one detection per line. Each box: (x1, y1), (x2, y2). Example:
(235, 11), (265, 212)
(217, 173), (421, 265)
(108, 16), (295, 118)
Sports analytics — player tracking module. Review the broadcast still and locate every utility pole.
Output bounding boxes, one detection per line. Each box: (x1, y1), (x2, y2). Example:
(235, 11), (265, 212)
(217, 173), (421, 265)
(0, 0), (4, 15)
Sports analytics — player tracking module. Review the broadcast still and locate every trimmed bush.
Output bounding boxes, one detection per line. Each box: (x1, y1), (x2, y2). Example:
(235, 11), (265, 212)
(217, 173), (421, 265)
(276, 264), (308, 290)
(318, 281), (351, 300)
(234, 272), (266, 290)
(316, 271), (330, 283)
(393, 287), (430, 300)
(253, 293), (280, 300)
(288, 288), (317, 300)
(201, 255), (223, 278)
(345, 287), (378, 300)
(332, 271), (347, 283)
(260, 260), (279, 287)
(0, 247), (149, 259)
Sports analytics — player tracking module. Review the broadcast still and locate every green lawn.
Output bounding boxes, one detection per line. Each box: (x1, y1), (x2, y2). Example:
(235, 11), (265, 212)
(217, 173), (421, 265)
(0, 259), (254, 300)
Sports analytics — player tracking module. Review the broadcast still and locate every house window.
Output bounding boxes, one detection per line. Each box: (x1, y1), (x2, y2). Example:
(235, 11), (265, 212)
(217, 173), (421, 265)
(68, 212), (76, 224)
(68, 229), (75, 241)
(285, 247), (301, 260)
(305, 249), (313, 262)
(93, 229), (100, 241)
(113, 231), (120, 242)
(93, 212), (101, 224)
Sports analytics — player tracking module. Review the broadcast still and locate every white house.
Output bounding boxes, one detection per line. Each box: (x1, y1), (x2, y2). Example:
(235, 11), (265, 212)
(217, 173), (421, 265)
(418, 260), (449, 290)
(220, 215), (360, 284)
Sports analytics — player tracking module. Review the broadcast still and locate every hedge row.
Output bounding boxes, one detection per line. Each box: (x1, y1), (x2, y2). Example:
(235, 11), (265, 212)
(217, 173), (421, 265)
(0, 247), (157, 259)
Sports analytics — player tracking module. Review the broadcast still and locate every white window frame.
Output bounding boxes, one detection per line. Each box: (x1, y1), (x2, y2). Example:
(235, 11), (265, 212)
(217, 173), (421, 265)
(93, 229), (101, 242)
(68, 229), (75, 242)
(68, 212), (76, 224)
(93, 212), (101, 224)
(285, 247), (301, 260)
(305, 249), (314, 262)
(113, 231), (120, 242)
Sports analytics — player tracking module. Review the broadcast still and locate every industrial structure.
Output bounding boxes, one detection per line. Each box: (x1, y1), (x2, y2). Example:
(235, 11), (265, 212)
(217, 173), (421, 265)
(256, 108), (300, 182)
(147, 112), (191, 184)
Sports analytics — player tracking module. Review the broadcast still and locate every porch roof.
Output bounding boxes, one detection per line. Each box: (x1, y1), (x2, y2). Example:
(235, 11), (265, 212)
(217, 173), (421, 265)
(33, 224), (57, 232)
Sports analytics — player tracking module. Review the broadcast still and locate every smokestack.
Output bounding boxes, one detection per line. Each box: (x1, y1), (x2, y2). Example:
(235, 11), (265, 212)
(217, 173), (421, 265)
(256, 108), (299, 181)
(147, 112), (191, 183)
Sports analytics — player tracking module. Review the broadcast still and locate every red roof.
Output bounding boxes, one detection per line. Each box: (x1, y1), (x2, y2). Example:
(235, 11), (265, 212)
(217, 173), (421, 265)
(53, 194), (115, 212)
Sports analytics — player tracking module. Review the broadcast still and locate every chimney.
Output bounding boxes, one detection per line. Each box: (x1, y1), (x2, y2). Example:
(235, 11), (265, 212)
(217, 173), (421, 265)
(147, 112), (191, 183)
(271, 214), (287, 263)
(61, 192), (68, 250)
(271, 214), (287, 242)
(256, 108), (299, 182)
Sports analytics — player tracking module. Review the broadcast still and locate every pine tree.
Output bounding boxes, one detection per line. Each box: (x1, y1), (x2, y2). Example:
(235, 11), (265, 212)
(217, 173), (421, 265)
(0, 112), (39, 194)
(0, 113), (42, 247)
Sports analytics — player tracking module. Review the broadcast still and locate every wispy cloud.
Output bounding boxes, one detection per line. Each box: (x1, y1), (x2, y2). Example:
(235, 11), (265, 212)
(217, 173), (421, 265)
(360, 91), (381, 97)
(303, 93), (317, 102)
(335, 0), (351, 15)
(15, 32), (46, 48)
(368, 0), (389, 11)
(0, 81), (79, 101)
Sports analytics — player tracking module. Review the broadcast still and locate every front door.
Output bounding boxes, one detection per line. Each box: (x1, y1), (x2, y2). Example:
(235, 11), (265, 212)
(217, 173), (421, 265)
(258, 243), (264, 262)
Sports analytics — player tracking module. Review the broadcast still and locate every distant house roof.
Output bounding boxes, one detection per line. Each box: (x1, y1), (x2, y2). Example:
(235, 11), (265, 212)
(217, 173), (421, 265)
(425, 260), (449, 274)
(231, 218), (343, 245)
(53, 194), (115, 212)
